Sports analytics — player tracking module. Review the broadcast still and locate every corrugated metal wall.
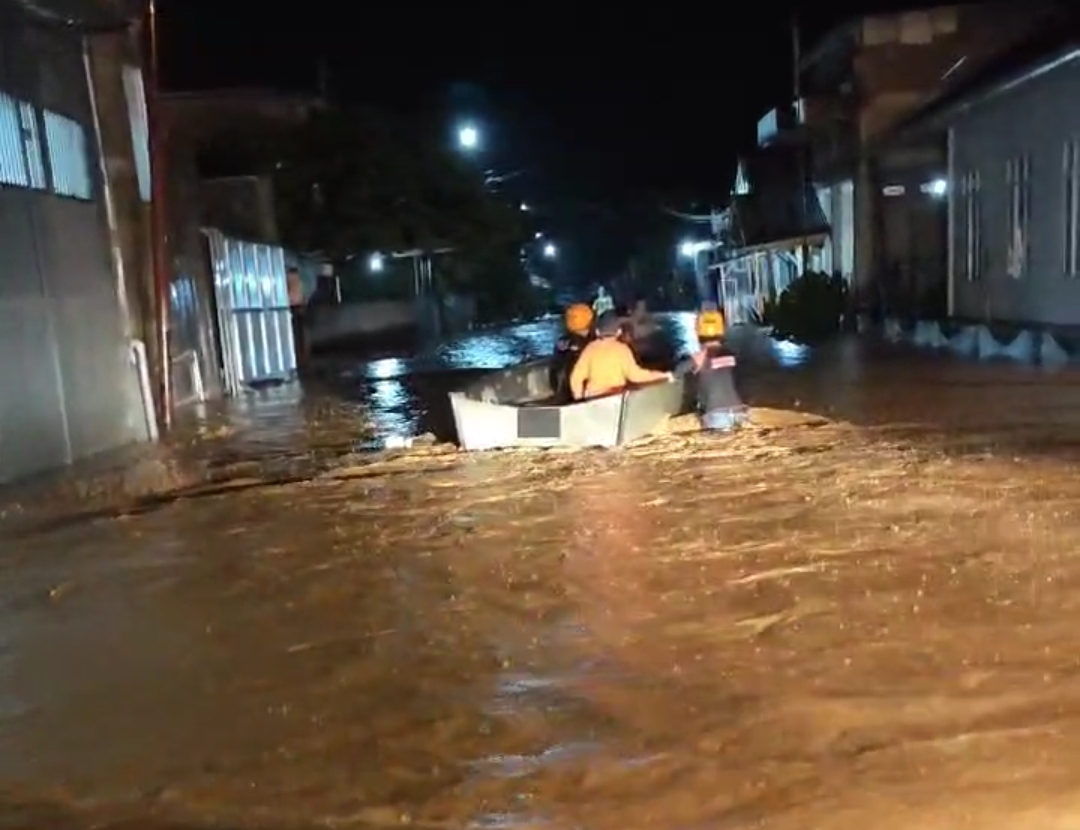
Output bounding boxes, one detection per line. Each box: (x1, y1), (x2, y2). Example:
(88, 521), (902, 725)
(0, 7), (145, 483)
(207, 229), (296, 395)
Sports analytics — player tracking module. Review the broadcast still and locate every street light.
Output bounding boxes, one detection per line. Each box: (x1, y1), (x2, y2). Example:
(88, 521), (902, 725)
(679, 240), (710, 258)
(368, 252), (384, 273)
(520, 202), (529, 211)
(543, 242), (557, 259)
(458, 124), (479, 151)
(922, 178), (947, 197)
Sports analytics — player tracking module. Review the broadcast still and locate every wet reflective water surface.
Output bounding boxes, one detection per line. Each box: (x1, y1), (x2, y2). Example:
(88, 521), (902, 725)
(6, 317), (1080, 829)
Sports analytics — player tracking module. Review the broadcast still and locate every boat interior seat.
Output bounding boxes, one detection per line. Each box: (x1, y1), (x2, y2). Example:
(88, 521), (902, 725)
(516, 395), (561, 408)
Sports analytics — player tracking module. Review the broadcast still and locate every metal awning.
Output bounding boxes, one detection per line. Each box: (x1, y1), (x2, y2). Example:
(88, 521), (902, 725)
(712, 232), (830, 267)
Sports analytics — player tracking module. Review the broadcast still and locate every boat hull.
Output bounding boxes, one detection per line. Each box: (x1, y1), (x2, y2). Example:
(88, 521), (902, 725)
(449, 358), (687, 451)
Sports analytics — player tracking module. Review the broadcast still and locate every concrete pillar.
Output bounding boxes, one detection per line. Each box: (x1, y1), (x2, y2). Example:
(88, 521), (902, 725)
(694, 253), (718, 307)
(854, 155), (877, 305)
(85, 31), (152, 343)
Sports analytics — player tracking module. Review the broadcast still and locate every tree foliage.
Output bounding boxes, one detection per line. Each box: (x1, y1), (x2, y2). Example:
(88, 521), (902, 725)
(201, 106), (530, 310)
(759, 271), (849, 345)
(276, 110), (521, 255)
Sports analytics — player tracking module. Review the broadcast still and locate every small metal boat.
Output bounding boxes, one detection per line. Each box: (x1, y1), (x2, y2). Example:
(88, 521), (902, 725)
(448, 357), (689, 451)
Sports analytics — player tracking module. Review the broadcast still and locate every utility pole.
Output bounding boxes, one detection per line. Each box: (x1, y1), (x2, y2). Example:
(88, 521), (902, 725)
(146, 0), (171, 432)
(793, 12), (810, 276)
(317, 56), (330, 103)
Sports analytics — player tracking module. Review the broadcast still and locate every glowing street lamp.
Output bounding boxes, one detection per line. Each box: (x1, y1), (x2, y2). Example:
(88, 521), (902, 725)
(679, 240), (710, 258)
(457, 124), (479, 151)
(368, 252), (384, 273)
(921, 178), (948, 197)
(543, 242), (557, 259)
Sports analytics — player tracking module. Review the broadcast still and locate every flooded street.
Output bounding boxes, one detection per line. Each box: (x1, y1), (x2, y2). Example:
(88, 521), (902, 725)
(5, 316), (1080, 828)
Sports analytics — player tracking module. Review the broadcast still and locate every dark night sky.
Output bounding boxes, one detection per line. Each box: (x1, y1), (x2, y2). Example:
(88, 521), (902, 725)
(157, 2), (893, 273)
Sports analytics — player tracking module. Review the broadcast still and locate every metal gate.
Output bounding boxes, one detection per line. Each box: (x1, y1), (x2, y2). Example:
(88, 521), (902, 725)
(718, 264), (755, 326)
(205, 229), (296, 395)
(0, 9), (146, 483)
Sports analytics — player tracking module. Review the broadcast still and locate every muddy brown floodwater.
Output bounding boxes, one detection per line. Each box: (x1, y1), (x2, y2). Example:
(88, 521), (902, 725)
(6, 323), (1080, 829)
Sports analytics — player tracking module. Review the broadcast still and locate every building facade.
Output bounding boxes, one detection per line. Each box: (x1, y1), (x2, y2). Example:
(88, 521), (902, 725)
(941, 45), (1080, 325)
(763, 3), (1060, 315)
(0, 0), (155, 484)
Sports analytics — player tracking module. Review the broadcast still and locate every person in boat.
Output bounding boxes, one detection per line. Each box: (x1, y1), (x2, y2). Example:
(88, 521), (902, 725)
(690, 307), (747, 431)
(570, 311), (672, 401)
(550, 303), (595, 401)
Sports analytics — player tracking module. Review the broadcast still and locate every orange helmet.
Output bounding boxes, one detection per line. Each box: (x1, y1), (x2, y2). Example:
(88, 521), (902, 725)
(695, 308), (726, 340)
(564, 303), (594, 335)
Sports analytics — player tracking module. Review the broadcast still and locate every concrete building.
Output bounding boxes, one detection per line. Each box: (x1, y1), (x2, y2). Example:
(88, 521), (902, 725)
(896, 18), (1080, 326)
(761, 3), (1059, 316)
(0, 0), (158, 484)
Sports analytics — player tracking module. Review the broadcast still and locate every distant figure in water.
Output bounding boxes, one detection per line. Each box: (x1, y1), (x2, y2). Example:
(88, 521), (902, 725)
(592, 286), (615, 318)
(690, 307), (747, 431)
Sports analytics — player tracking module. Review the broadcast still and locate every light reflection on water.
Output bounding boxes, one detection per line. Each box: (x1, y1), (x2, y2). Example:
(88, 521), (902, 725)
(770, 337), (811, 367)
(367, 380), (415, 438)
(366, 357), (409, 379)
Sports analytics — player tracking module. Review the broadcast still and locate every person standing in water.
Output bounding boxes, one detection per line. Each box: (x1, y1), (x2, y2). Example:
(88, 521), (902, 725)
(287, 266), (309, 369)
(690, 307), (747, 431)
(592, 286), (615, 318)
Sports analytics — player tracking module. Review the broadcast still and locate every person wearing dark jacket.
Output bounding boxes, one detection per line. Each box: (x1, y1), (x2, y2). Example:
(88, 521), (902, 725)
(550, 303), (595, 402)
(690, 308), (747, 431)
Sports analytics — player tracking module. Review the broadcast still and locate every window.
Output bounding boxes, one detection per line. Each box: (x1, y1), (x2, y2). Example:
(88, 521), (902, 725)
(122, 65), (150, 202)
(1064, 140), (1080, 276)
(899, 11), (933, 44)
(0, 90), (47, 190)
(43, 110), (92, 200)
(1005, 154), (1031, 278)
(960, 170), (982, 281)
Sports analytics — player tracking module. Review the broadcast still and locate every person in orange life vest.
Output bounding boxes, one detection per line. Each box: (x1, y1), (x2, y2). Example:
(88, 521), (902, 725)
(690, 307), (747, 431)
(569, 311), (671, 400)
(550, 302), (595, 402)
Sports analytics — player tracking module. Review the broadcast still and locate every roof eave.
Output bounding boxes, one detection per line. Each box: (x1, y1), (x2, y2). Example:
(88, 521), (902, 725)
(885, 44), (1080, 147)
(799, 20), (857, 74)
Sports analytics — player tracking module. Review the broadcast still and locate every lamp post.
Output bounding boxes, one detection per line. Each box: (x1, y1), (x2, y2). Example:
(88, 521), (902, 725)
(145, 0), (172, 432)
(679, 239), (714, 305)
